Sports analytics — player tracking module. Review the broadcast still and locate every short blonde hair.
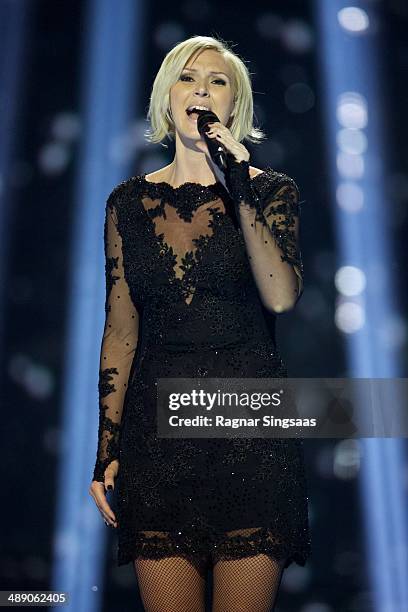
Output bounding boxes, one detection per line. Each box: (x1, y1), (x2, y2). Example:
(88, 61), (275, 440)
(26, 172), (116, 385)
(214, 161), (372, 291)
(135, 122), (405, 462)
(145, 35), (266, 146)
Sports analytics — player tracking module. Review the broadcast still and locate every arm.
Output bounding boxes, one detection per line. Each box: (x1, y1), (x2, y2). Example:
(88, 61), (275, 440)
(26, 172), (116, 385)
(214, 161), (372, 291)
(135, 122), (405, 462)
(225, 158), (304, 314)
(92, 192), (139, 482)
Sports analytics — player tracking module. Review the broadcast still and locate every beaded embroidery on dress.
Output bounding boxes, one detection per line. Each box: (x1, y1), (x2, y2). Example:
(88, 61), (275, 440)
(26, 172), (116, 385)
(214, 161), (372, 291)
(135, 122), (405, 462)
(92, 159), (311, 570)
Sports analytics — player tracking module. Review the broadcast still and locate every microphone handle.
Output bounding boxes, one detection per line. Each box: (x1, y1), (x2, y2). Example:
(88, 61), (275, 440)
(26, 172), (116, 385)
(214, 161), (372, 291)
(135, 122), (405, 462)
(202, 131), (227, 172)
(196, 109), (228, 172)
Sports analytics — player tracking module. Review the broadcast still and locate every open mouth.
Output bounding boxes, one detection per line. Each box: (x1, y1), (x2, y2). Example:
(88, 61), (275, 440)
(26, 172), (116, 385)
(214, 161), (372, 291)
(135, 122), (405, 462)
(186, 106), (211, 121)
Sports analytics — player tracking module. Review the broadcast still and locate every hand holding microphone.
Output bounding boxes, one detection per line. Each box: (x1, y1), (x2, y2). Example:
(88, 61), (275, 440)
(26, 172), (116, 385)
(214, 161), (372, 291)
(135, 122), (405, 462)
(188, 108), (250, 173)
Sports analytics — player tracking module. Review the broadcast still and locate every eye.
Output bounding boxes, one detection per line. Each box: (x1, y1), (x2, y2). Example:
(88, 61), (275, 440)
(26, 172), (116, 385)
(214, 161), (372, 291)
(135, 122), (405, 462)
(179, 74), (227, 85)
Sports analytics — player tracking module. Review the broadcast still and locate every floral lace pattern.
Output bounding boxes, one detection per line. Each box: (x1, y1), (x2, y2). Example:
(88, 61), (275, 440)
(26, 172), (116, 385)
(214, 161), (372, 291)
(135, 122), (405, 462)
(92, 162), (311, 569)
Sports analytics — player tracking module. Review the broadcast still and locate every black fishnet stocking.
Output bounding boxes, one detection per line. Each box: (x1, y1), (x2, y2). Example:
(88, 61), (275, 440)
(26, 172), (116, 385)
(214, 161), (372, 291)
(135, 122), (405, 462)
(133, 528), (286, 612)
(211, 528), (285, 612)
(134, 554), (207, 612)
(212, 556), (284, 611)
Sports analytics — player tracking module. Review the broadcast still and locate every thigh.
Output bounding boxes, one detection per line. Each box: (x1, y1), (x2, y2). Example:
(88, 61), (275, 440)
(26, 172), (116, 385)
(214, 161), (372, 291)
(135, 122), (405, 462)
(134, 554), (207, 612)
(212, 553), (285, 612)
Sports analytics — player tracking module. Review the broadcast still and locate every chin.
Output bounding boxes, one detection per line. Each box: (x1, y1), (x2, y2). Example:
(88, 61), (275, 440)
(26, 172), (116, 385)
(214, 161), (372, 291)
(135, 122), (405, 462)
(177, 124), (201, 142)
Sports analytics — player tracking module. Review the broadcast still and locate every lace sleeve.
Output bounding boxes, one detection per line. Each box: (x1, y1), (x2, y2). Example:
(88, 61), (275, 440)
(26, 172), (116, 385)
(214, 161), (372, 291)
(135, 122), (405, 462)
(92, 191), (139, 482)
(224, 157), (304, 313)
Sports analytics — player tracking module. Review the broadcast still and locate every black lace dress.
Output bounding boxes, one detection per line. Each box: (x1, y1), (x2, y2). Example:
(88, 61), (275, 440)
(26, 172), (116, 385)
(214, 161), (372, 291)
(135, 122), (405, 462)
(92, 159), (311, 570)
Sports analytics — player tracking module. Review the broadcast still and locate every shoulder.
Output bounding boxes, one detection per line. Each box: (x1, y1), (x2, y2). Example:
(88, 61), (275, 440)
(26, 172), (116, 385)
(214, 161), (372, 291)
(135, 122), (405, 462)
(249, 165), (299, 200)
(105, 175), (145, 212)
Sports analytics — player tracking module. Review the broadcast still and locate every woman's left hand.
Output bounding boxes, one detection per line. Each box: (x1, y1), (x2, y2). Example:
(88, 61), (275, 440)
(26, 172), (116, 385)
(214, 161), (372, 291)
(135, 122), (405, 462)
(195, 122), (250, 183)
(206, 122), (250, 163)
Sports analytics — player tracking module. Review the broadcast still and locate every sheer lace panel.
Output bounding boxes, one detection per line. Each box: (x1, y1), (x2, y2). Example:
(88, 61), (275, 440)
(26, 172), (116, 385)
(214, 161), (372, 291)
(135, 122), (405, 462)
(224, 159), (304, 312)
(93, 197), (139, 482)
(141, 195), (223, 306)
(262, 180), (304, 297)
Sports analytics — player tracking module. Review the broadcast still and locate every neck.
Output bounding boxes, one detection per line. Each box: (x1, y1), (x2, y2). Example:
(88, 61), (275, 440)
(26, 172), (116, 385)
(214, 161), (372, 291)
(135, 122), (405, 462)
(167, 132), (225, 187)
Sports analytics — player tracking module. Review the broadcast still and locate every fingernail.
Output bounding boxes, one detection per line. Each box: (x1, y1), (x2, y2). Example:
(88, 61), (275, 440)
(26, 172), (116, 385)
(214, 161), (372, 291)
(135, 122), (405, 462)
(107, 484), (113, 490)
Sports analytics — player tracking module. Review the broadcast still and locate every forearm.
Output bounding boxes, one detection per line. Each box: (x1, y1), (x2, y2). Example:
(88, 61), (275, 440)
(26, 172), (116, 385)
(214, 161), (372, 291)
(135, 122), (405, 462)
(236, 206), (301, 312)
(93, 326), (137, 480)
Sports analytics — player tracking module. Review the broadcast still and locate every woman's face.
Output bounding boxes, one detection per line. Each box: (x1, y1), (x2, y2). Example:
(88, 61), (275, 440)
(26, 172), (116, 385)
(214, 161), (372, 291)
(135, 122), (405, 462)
(169, 49), (235, 142)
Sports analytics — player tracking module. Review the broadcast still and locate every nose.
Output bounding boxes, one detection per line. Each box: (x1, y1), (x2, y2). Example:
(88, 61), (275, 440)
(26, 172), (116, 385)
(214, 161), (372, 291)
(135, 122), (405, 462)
(194, 84), (209, 98)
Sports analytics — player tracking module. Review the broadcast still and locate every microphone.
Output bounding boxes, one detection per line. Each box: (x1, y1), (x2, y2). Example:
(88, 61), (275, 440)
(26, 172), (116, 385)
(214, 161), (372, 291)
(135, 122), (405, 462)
(195, 109), (227, 172)
(192, 108), (240, 229)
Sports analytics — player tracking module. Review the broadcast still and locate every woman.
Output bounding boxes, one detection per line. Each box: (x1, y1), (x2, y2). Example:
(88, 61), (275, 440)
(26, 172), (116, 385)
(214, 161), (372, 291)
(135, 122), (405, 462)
(89, 35), (311, 611)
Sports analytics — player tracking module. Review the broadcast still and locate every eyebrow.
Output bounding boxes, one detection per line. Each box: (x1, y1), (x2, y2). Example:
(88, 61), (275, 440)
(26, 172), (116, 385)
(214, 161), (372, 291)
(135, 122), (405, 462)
(181, 67), (230, 79)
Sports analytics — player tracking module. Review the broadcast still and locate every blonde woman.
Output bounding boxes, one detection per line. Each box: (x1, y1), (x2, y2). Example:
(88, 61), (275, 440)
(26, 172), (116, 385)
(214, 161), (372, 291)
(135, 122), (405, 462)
(89, 35), (311, 611)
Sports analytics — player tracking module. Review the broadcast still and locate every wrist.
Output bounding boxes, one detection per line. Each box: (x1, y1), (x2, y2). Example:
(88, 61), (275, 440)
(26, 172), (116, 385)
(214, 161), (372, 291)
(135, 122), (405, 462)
(224, 156), (253, 205)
